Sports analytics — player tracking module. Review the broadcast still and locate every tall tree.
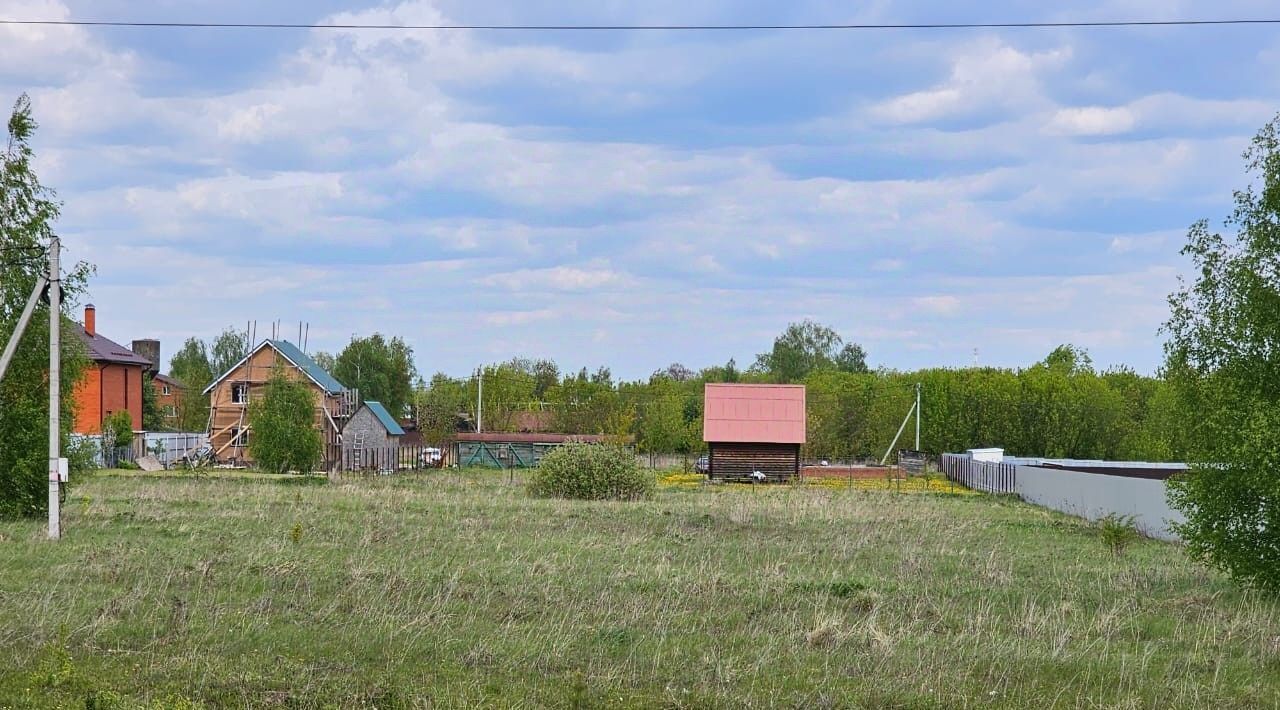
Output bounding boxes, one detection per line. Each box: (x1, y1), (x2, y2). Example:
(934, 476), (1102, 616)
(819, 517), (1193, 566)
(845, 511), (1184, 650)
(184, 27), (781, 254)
(209, 326), (248, 380)
(635, 378), (691, 456)
(505, 357), (560, 399)
(333, 334), (417, 418)
(415, 373), (467, 444)
(753, 320), (868, 382)
(0, 94), (92, 516)
(249, 366), (322, 474)
(169, 337), (213, 432)
(1165, 116), (1280, 590)
(141, 374), (164, 431)
(310, 350), (336, 374)
(834, 343), (869, 374)
(655, 363), (694, 382)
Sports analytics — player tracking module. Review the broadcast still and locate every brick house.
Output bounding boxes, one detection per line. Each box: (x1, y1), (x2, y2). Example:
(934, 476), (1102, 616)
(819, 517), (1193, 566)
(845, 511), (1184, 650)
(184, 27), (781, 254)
(72, 304), (150, 434)
(152, 373), (185, 427)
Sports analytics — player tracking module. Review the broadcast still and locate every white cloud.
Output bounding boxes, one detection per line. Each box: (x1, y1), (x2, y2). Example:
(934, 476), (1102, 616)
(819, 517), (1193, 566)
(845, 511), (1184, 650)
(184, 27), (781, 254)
(870, 39), (1071, 124)
(1047, 106), (1136, 136)
(480, 263), (629, 292)
(483, 309), (556, 326)
(913, 295), (962, 316)
(217, 104), (284, 143)
(7, 0), (1263, 378)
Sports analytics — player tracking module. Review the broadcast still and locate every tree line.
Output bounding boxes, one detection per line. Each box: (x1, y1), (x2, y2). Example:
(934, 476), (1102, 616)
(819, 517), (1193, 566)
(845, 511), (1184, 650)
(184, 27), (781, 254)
(409, 322), (1179, 464)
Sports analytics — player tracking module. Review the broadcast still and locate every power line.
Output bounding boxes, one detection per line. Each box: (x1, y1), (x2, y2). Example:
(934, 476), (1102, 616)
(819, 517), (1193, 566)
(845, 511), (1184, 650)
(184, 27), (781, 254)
(2, 18), (1280, 31)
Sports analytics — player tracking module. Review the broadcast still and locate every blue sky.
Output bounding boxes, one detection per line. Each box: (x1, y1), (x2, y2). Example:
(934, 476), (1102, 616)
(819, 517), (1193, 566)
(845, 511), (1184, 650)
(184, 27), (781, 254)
(3, 0), (1278, 380)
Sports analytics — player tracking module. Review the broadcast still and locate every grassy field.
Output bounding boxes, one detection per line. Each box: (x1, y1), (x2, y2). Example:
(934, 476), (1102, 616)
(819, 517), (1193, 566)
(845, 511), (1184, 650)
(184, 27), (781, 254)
(1, 470), (1278, 709)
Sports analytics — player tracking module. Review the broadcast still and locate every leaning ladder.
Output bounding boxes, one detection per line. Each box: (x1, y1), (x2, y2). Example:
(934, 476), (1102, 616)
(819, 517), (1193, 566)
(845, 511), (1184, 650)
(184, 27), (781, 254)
(351, 431), (365, 469)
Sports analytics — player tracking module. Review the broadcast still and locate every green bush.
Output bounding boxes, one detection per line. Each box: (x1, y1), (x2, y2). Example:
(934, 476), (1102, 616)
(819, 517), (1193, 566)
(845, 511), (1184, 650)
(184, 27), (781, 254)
(103, 411), (133, 448)
(1097, 514), (1140, 556)
(528, 443), (654, 501)
(249, 367), (323, 474)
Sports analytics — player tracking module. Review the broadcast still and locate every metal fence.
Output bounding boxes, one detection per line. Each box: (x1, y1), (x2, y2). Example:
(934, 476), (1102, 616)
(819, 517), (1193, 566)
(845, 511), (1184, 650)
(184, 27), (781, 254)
(940, 453), (1017, 494)
(142, 433), (209, 468)
(337, 445), (450, 473)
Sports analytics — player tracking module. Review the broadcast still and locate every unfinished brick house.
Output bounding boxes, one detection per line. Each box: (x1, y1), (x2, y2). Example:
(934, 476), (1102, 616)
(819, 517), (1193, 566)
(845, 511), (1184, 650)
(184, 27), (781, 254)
(202, 339), (357, 465)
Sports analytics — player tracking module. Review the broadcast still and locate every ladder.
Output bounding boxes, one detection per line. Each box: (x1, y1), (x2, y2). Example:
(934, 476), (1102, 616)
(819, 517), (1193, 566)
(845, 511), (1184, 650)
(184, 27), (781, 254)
(351, 431), (365, 469)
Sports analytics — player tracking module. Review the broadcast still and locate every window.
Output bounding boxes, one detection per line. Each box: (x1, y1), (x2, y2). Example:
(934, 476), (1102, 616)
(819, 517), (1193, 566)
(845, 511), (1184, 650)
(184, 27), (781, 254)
(162, 385), (171, 396)
(232, 383), (248, 404)
(165, 405), (177, 417)
(232, 427), (250, 447)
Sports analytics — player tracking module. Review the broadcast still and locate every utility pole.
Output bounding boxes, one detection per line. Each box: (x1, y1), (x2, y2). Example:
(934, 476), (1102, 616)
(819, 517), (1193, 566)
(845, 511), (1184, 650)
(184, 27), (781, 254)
(47, 237), (62, 540)
(476, 368), (483, 434)
(914, 382), (921, 452)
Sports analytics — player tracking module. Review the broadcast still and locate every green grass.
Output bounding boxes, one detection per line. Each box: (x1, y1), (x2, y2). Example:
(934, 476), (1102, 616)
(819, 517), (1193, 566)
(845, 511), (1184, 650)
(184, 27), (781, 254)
(1, 470), (1278, 708)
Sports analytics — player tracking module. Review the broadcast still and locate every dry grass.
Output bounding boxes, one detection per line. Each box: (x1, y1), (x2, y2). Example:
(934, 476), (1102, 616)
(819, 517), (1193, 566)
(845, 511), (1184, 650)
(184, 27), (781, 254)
(1, 469), (1278, 708)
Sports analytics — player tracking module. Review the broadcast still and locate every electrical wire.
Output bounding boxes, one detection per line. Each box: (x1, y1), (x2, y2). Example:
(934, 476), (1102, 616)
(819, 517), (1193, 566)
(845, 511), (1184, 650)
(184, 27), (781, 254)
(2, 18), (1279, 31)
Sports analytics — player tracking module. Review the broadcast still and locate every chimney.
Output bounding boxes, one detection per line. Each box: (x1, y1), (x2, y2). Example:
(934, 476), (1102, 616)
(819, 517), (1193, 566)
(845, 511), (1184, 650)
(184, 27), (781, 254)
(84, 304), (96, 337)
(132, 339), (160, 374)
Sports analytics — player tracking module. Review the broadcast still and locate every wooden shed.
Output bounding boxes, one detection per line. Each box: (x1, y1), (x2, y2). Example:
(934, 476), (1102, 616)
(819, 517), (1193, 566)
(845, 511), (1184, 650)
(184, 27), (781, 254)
(703, 383), (806, 482)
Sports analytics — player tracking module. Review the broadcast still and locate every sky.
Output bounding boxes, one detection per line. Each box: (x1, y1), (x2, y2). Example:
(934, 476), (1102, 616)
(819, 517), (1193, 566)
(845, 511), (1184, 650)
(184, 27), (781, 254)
(2, 0), (1278, 381)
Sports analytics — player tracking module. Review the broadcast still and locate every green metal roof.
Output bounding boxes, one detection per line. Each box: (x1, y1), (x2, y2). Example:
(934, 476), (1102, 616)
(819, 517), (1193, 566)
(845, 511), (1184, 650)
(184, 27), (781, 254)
(268, 339), (346, 395)
(363, 401), (405, 436)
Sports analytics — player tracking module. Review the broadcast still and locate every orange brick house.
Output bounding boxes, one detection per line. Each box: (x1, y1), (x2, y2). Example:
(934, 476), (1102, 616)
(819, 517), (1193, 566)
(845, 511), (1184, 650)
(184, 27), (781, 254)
(72, 304), (149, 434)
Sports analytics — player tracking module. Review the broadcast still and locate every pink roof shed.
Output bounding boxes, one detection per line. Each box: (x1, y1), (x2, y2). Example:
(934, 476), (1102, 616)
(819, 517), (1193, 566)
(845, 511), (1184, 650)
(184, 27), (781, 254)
(703, 383), (806, 444)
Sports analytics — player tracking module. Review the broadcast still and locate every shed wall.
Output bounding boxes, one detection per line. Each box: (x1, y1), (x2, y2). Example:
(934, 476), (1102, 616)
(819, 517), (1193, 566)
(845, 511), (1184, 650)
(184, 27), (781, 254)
(708, 442), (800, 482)
(343, 407), (397, 450)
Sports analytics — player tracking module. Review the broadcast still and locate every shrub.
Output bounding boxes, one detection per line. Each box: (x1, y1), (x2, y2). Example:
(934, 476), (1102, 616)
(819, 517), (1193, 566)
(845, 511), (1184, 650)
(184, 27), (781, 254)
(528, 443), (654, 501)
(248, 367), (323, 474)
(103, 411), (133, 448)
(1098, 514), (1140, 556)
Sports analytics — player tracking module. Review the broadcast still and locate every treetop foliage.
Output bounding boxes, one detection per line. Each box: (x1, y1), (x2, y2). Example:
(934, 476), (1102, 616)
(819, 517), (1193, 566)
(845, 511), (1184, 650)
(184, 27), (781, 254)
(752, 319), (868, 381)
(1, 94), (92, 517)
(248, 366), (323, 475)
(1164, 114), (1280, 591)
(333, 334), (416, 420)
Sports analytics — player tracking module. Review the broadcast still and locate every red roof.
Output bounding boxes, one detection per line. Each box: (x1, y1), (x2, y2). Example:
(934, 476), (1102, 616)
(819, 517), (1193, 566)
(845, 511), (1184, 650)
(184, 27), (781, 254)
(455, 432), (629, 444)
(703, 383), (806, 444)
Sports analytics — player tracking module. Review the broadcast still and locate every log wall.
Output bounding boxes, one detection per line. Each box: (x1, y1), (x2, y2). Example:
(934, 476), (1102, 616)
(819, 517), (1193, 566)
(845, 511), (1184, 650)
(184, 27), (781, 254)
(708, 442), (800, 482)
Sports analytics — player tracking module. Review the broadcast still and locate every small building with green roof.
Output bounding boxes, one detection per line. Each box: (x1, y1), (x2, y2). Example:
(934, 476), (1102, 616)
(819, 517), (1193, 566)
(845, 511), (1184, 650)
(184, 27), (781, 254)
(342, 400), (406, 470)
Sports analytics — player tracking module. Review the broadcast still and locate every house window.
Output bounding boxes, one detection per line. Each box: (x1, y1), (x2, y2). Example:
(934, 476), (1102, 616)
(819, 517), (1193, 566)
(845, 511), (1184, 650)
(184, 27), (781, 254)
(162, 385), (171, 396)
(232, 427), (250, 447)
(232, 383), (249, 404)
(165, 405), (177, 417)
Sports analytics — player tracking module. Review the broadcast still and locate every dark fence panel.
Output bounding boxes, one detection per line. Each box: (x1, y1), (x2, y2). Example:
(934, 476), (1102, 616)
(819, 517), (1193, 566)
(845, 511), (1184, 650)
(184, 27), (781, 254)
(940, 453), (1016, 494)
(333, 445), (448, 473)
